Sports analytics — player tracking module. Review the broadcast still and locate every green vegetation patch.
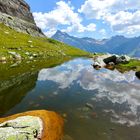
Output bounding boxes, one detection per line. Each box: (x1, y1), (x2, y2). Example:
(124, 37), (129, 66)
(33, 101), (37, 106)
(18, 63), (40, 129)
(116, 59), (140, 72)
(0, 23), (90, 61)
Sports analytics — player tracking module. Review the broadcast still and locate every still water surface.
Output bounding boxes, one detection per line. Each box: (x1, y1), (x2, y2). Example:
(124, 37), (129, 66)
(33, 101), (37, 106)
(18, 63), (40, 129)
(0, 58), (140, 140)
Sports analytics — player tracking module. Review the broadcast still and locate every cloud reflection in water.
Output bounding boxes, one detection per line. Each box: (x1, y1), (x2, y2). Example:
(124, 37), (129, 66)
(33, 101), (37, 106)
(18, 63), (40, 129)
(38, 58), (140, 126)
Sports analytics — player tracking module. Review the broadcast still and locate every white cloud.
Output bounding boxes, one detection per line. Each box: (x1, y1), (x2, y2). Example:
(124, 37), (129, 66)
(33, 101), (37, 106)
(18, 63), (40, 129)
(79, 0), (140, 35)
(105, 10), (140, 35)
(33, 1), (96, 36)
(44, 28), (57, 37)
(99, 29), (106, 36)
(62, 23), (96, 33)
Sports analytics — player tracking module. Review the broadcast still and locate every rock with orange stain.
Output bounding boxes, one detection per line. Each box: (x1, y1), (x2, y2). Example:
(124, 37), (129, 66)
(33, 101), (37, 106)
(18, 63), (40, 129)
(0, 110), (64, 140)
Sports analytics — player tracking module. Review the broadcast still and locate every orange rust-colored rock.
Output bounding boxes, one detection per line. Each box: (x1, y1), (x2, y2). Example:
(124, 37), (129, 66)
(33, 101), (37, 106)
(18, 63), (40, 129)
(0, 110), (64, 140)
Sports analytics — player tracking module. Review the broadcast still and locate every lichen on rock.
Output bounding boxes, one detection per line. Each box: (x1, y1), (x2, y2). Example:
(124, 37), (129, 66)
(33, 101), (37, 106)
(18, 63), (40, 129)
(0, 116), (43, 140)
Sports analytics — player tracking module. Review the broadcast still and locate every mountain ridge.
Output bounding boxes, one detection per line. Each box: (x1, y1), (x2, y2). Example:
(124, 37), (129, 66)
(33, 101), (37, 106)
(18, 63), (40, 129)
(52, 30), (140, 57)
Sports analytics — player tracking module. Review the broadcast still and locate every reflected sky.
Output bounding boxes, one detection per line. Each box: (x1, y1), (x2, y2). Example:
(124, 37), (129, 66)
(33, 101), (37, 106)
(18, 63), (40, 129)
(38, 58), (140, 126)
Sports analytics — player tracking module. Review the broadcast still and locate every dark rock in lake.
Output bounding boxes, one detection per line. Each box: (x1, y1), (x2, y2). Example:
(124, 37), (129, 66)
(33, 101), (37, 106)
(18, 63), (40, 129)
(103, 55), (130, 65)
(136, 71), (140, 79)
(103, 55), (117, 65)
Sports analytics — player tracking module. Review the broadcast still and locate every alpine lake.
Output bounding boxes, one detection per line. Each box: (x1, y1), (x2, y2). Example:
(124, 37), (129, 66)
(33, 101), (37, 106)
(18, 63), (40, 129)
(0, 57), (140, 140)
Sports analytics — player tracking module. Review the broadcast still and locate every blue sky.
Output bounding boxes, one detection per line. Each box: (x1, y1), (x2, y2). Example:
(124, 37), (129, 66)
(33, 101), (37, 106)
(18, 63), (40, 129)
(25, 0), (140, 39)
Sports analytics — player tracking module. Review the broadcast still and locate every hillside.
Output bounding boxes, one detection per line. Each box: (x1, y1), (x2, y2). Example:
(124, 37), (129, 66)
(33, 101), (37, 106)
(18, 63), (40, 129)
(52, 30), (140, 57)
(0, 23), (89, 62)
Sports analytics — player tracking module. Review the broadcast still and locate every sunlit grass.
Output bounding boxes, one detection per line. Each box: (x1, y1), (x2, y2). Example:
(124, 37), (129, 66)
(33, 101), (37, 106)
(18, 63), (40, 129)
(0, 23), (90, 60)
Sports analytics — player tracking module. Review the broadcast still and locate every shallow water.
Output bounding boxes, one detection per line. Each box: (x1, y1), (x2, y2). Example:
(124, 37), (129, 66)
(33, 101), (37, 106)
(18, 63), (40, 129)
(0, 58), (140, 140)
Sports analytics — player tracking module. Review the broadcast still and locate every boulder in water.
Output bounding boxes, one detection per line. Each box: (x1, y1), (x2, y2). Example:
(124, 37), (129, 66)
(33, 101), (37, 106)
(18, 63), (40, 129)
(136, 71), (140, 79)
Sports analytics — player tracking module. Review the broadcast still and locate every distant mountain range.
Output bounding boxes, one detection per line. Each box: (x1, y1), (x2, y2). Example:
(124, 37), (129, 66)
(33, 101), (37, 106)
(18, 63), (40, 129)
(52, 30), (140, 57)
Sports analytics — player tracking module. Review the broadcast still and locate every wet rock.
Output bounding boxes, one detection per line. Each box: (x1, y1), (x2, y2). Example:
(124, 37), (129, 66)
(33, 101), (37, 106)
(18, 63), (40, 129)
(136, 71), (140, 79)
(0, 110), (64, 140)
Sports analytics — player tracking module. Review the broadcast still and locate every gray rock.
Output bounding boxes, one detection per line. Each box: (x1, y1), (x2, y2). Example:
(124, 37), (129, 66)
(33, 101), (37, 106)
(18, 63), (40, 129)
(0, 0), (45, 37)
(103, 55), (130, 65)
(0, 116), (43, 140)
(8, 51), (22, 60)
(116, 55), (130, 64)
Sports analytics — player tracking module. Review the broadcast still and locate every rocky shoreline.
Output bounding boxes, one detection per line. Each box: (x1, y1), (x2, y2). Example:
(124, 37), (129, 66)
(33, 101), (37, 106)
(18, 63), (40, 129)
(92, 54), (140, 79)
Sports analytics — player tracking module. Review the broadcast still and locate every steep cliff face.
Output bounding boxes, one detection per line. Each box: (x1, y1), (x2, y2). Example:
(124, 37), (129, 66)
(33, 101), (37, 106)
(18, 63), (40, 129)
(0, 0), (44, 37)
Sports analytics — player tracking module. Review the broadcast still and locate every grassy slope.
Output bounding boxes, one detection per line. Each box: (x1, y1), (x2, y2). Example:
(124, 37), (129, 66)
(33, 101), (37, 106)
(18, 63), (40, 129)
(116, 59), (140, 72)
(0, 23), (89, 60)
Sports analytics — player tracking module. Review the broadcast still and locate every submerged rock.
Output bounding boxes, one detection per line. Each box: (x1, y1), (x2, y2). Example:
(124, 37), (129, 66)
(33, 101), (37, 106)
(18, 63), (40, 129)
(85, 103), (94, 110)
(0, 110), (64, 140)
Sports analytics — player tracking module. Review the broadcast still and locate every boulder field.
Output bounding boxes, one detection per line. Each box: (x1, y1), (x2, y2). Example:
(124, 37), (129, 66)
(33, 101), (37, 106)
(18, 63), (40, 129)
(0, 110), (64, 140)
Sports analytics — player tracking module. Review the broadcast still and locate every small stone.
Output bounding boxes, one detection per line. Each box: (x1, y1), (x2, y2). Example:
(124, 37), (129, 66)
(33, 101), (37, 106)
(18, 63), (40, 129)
(4, 31), (9, 34)
(85, 103), (94, 110)
(10, 63), (19, 68)
(28, 40), (33, 43)
(62, 113), (67, 118)
(29, 45), (34, 48)
(0, 57), (6, 62)
(32, 53), (38, 57)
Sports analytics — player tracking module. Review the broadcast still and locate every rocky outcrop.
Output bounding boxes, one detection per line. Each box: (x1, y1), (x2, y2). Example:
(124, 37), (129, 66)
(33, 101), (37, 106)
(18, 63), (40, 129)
(0, 0), (44, 37)
(0, 110), (64, 140)
(103, 55), (130, 65)
(92, 54), (130, 69)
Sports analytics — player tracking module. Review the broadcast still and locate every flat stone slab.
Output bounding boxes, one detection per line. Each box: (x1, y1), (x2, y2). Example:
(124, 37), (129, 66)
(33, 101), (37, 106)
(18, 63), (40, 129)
(0, 116), (43, 140)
